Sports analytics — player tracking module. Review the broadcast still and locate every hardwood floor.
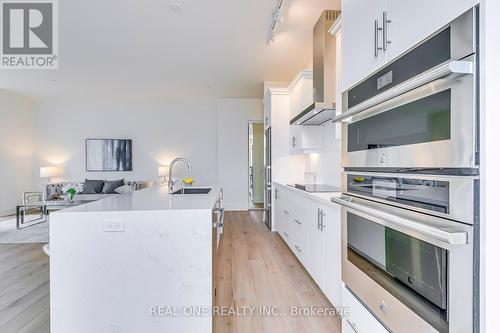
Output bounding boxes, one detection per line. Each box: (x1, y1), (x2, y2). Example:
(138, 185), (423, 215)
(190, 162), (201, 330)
(0, 243), (50, 333)
(214, 211), (341, 333)
(0, 212), (339, 333)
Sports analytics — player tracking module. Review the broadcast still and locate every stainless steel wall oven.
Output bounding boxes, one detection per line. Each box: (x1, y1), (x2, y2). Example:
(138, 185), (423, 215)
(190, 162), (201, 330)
(333, 7), (480, 333)
(335, 8), (478, 171)
(333, 194), (473, 333)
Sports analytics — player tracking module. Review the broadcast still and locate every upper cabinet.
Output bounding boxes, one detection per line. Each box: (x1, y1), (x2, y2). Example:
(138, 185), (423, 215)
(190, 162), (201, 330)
(289, 70), (313, 120)
(385, 0), (479, 62)
(341, 0), (478, 90)
(341, 0), (387, 90)
(289, 125), (323, 154)
(288, 70), (323, 154)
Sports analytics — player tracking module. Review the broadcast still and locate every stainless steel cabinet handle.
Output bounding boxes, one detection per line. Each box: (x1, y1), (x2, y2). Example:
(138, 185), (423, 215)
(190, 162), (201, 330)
(294, 245), (302, 253)
(346, 319), (360, 333)
(283, 210), (289, 215)
(332, 60), (474, 124)
(319, 209), (326, 231)
(374, 20), (383, 57)
(275, 188), (278, 200)
(215, 208), (225, 228)
(383, 11), (391, 51)
(331, 195), (468, 245)
(292, 136), (297, 148)
(317, 208), (321, 230)
(294, 219), (302, 225)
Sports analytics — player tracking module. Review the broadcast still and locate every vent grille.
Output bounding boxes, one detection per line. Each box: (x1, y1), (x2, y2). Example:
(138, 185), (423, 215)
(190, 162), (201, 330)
(325, 10), (341, 22)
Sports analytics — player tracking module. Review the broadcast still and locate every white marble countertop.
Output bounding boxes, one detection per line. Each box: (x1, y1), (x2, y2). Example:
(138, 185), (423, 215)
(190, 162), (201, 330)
(273, 181), (342, 206)
(56, 184), (222, 213)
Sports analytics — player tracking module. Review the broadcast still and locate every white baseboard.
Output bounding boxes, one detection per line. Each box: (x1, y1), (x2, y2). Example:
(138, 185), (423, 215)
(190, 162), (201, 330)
(0, 209), (14, 218)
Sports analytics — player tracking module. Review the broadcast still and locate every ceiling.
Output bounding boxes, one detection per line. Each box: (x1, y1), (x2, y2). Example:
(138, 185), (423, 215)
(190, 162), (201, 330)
(0, 0), (340, 102)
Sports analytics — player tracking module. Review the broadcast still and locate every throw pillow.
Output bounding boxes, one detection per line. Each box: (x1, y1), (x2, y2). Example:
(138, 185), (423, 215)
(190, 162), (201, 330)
(115, 185), (134, 194)
(82, 179), (105, 194)
(102, 179), (125, 194)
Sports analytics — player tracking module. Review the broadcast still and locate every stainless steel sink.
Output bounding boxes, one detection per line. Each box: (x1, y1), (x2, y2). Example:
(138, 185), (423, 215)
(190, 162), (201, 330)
(172, 187), (212, 195)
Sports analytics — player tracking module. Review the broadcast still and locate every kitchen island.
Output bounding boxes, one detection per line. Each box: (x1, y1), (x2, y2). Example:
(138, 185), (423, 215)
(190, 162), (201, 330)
(49, 185), (222, 333)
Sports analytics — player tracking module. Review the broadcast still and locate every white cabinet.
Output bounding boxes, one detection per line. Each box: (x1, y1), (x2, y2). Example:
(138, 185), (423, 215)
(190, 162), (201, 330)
(289, 125), (323, 154)
(274, 185), (342, 308)
(341, 0), (387, 90)
(341, 0), (478, 90)
(264, 94), (271, 130)
(288, 194), (308, 261)
(342, 286), (389, 333)
(322, 203), (342, 307)
(385, 0), (478, 62)
(287, 70), (323, 154)
(306, 203), (324, 287)
(275, 187), (291, 245)
(289, 70), (313, 121)
(306, 202), (342, 308)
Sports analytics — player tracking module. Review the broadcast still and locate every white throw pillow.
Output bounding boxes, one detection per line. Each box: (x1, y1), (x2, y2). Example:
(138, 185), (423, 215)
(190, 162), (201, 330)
(115, 185), (134, 194)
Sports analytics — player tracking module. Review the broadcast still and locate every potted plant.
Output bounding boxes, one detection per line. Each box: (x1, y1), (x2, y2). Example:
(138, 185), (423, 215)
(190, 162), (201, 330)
(61, 183), (84, 202)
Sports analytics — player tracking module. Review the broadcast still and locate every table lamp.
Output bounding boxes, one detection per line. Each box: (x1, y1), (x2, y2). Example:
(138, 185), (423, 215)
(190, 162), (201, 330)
(40, 166), (60, 183)
(158, 166), (169, 185)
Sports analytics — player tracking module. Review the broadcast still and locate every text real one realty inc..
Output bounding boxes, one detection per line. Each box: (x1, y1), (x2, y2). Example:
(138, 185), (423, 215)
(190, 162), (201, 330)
(151, 305), (349, 318)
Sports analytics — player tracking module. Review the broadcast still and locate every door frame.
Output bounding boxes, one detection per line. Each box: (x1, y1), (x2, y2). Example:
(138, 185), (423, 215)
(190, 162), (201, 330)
(247, 120), (265, 211)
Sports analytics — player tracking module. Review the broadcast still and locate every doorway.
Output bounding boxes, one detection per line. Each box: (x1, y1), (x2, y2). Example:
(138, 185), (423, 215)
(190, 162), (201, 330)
(248, 122), (264, 210)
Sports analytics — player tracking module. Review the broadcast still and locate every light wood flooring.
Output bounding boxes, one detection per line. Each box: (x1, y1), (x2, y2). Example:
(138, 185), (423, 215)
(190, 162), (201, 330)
(214, 211), (341, 333)
(0, 211), (340, 333)
(0, 243), (50, 333)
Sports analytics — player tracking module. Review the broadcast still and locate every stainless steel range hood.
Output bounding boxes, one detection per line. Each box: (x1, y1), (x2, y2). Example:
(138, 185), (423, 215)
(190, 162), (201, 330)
(290, 10), (340, 126)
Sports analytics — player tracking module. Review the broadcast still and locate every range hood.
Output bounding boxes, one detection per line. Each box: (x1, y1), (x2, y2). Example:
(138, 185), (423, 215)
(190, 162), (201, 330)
(290, 10), (341, 126)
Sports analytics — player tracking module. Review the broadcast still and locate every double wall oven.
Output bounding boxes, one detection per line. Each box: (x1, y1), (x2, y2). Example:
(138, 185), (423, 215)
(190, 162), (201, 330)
(333, 7), (479, 333)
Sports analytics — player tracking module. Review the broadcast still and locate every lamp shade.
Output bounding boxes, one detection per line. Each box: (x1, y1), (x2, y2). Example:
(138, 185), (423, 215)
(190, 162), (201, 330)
(40, 166), (60, 178)
(158, 166), (169, 177)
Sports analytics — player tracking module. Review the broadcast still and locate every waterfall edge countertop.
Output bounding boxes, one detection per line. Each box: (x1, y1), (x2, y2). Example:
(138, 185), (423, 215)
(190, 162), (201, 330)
(55, 184), (222, 213)
(49, 184), (219, 332)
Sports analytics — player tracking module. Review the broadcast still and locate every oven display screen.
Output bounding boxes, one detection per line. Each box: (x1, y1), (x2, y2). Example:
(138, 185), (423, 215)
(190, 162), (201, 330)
(347, 174), (450, 214)
(377, 71), (393, 90)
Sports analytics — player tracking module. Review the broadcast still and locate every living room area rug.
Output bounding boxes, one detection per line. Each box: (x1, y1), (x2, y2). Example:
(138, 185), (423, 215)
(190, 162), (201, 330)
(0, 217), (49, 244)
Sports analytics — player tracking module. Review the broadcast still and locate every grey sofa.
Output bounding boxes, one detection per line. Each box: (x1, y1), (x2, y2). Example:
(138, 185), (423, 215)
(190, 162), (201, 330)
(43, 180), (153, 202)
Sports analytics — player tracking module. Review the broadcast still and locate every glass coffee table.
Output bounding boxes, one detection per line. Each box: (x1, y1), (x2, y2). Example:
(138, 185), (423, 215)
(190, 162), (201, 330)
(16, 199), (96, 229)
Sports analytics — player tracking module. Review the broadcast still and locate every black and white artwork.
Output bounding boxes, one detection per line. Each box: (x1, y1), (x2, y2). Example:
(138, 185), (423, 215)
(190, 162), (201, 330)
(85, 139), (132, 171)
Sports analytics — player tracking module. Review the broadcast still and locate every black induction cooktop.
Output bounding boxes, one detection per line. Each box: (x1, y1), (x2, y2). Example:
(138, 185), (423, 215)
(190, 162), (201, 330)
(287, 184), (341, 193)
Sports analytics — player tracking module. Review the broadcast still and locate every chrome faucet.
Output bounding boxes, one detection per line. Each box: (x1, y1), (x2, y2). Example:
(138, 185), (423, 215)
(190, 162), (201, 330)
(168, 158), (192, 193)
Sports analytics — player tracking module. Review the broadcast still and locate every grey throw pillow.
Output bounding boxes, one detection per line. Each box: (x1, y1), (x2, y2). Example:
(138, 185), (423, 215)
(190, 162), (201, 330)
(102, 179), (125, 194)
(82, 179), (105, 194)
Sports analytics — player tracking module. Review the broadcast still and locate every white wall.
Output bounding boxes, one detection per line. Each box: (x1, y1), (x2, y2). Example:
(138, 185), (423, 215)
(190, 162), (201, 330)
(33, 101), (219, 189)
(0, 90), (35, 216)
(216, 98), (263, 211)
(304, 122), (342, 186)
(31, 98), (262, 210)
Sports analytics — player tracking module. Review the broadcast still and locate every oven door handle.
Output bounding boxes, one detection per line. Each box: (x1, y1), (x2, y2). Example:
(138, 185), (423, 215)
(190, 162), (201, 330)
(331, 196), (468, 246)
(333, 60), (474, 124)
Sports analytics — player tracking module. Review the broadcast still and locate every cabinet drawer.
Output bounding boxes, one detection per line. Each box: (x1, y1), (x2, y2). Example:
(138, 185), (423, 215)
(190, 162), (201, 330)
(342, 287), (388, 333)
